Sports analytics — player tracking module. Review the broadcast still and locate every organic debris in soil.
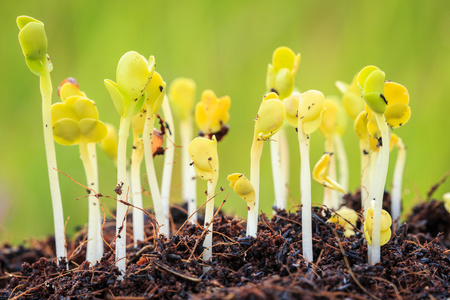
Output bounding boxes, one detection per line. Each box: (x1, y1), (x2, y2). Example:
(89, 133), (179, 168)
(1, 204), (449, 299)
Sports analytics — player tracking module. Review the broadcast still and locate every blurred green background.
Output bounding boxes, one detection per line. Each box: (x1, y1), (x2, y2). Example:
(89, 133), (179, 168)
(1, 0), (449, 244)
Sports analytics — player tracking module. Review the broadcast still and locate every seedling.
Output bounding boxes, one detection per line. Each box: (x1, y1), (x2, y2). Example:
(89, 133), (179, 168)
(364, 206), (392, 248)
(169, 78), (197, 222)
(188, 136), (219, 269)
(312, 152), (345, 195)
(51, 83), (107, 263)
(297, 90), (326, 263)
(227, 173), (256, 236)
(17, 16), (67, 262)
(251, 92), (286, 234)
(266, 47), (301, 210)
(390, 134), (406, 225)
(327, 206), (358, 237)
(195, 90), (231, 141)
(358, 66), (410, 265)
(104, 51), (155, 272)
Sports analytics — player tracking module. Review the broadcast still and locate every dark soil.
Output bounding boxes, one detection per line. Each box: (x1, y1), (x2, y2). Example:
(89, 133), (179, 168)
(1, 193), (449, 299)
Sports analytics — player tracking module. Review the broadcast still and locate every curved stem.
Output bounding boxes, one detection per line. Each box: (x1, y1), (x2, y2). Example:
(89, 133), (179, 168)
(160, 97), (175, 234)
(250, 137), (263, 236)
(371, 113), (390, 265)
(130, 135), (144, 246)
(298, 129), (313, 263)
(79, 141), (102, 263)
(40, 68), (67, 263)
(334, 134), (349, 197)
(115, 115), (131, 273)
(391, 138), (406, 226)
(143, 112), (166, 235)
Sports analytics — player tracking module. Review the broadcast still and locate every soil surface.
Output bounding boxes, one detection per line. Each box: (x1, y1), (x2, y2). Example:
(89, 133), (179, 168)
(1, 192), (449, 299)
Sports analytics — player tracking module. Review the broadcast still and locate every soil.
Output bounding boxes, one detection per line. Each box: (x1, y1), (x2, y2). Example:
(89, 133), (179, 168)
(1, 192), (449, 299)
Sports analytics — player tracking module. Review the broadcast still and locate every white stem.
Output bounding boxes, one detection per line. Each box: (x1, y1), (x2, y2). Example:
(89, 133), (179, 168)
(360, 139), (370, 216)
(299, 129), (313, 263)
(366, 150), (378, 213)
(323, 139), (339, 210)
(250, 138), (263, 235)
(271, 130), (284, 210)
(203, 178), (217, 270)
(246, 201), (257, 237)
(40, 69), (67, 263)
(88, 143), (104, 259)
(280, 126), (290, 207)
(391, 138), (406, 225)
(130, 138), (144, 246)
(160, 97), (175, 235)
(334, 134), (349, 197)
(115, 116), (131, 273)
(370, 113), (390, 265)
(79, 142), (102, 263)
(180, 119), (197, 222)
(143, 112), (167, 235)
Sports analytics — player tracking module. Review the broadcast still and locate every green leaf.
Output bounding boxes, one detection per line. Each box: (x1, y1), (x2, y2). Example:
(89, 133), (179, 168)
(104, 79), (125, 116)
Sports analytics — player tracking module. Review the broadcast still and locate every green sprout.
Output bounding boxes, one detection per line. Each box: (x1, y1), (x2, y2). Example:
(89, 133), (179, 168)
(358, 66), (411, 265)
(251, 92), (286, 235)
(169, 78), (197, 222)
(227, 173), (256, 236)
(16, 16), (67, 262)
(51, 81), (107, 263)
(297, 90), (326, 263)
(266, 47), (301, 210)
(188, 136), (219, 270)
(104, 51), (154, 273)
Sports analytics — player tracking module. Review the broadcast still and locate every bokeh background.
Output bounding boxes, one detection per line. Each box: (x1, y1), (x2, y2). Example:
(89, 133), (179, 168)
(1, 0), (449, 244)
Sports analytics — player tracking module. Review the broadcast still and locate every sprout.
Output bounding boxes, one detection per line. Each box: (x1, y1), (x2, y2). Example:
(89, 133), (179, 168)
(297, 90), (326, 263)
(266, 47), (301, 210)
(188, 136), (219, 269)
(443, 193), (450, 213)
(51, 86), (107, 263)
(312, 152), (345, 194)
(104, 51), (154, 273)
(100, 123), (118, 165)
(357, 66), (411, 265)
(227, 173), (256, 236)
(364, 207), (392, 247)
(390, 134), (406, 225)
(16, 16), (67, 262)
(169, 78), (198, 222)
(251, 93), (286, 235)
(195, 90), (231, 140)
(327, 206), (358, 237)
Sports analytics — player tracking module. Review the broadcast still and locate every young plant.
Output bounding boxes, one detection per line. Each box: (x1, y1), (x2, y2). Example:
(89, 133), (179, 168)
(17, 16), (67, 262)
(358, 66), (411, 265)
(188, 136), (219, 268)
(297, 90), (326, 263)
(266, 47), (301, 210)
(51, 89), (107, 263)
(327, 206), (358, 237)
(141, 72), (167, 236)
(364, 206), (392, 248)
(312, 152), (345, 195)
(227, 173), (256, 236)
(251, 92), (286, 234)
(104, 51), (154, 272)
(390, 134), (406, 224)
(169, 78), (197, 222)
(195, 90), (231, 141)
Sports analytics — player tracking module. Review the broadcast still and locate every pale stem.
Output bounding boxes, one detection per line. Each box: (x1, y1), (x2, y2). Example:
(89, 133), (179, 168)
(250, 138), (263, 235)
(359, 139), (371, 216)
(143, 112), (167, 235)
(298, 129), (313, 263)
(160, 97), (175, 234)
(246, 201), (257, 237)
(40, 69), (67, 263)
(366, 151), (378, 213)
(130, 136), (144, 246)
(323, 138), (339, 210)
(391, 138), (406, 226)
(280, 126), (290, 207)
(334, 134), (349, 198)
(115, 116), (131, 273)
(79, 141), (102, 263)
(370, 113), (390, 265)
(203, 178), (217, 270)
(88, 143), (104, 258)
(271, 130), (284, 209)
(180, 119), (197, 222)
